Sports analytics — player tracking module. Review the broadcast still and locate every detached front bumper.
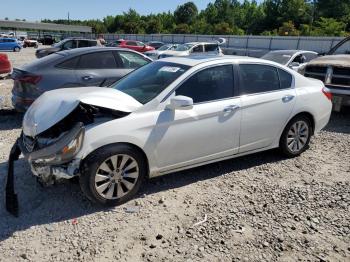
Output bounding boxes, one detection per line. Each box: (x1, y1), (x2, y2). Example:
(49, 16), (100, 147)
(5, 123), (85, 216)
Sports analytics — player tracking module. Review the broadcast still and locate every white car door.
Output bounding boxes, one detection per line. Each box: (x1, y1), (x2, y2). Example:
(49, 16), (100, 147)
(154, 64), (241, 171)
(238, 64), (296, 153)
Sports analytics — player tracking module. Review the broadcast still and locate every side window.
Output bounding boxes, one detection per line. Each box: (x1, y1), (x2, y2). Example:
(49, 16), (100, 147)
(278, 68), (293, 89)
(78, 40), (89, 48)
(136, 41), (145, 46)
(62, 40), (77, 50)
(239, 64), (280, 95)
(293, 54), (306, 64)
(204, 44), (218, 52)
(126, 41), (136, 46)
(56, 56), (80, 69)
(192, 45), (203, 53)
(77, 51), (117, 69)
(88, 40), (97, 47)
(175, 65), (234, 103)
(117, 51), (149, 69)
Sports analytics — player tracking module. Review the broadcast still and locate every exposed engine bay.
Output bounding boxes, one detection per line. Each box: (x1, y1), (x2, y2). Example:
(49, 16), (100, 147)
(20, 103), (129, 185)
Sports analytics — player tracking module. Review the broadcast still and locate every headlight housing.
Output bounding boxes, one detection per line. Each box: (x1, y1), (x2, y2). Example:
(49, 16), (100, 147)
(25, 123), (85, 165)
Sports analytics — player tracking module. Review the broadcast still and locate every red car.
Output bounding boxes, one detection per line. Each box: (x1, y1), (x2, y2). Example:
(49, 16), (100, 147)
(110, 39), (155, 53)
(0, 53), (11, 74)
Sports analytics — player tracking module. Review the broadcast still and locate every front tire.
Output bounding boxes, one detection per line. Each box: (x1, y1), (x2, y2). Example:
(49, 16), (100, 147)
(14, 47), (20, 52)
(279, 116), (312, 157)
(79, 144), (147, 206)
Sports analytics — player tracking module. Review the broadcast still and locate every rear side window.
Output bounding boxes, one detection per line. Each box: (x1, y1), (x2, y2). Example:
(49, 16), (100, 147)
(117, 51), (149, 69)
(56, 56), (80, 69)
(278, 68), (293, 89)
(204, 44), (218, 52)
(77, 51), (117, 69)
(239, 64), (280, 95)
(175, 65), (234, 103)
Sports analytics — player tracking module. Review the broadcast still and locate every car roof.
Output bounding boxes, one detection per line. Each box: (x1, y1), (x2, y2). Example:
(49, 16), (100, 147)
(267, 50), (317, 55)
(56, 46), (140, 56)
(160, 55), (263, 67)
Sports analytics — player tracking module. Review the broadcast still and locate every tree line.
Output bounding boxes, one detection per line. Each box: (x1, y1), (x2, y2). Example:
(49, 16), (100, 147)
(41, 0), (350, 37)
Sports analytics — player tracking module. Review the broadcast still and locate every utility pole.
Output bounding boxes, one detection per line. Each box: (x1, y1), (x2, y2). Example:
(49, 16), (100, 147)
(68, 12), (70, 24)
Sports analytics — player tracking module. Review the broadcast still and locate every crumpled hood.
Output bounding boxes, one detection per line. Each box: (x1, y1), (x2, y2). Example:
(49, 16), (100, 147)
(161, 50), (189, 57)
(23, 87), (142, 137)
(307, 55), (350, 67)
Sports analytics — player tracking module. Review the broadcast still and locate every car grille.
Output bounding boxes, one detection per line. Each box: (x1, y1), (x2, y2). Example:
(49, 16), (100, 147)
(304, 65), (350, 90)
(304, 66), (327, 82)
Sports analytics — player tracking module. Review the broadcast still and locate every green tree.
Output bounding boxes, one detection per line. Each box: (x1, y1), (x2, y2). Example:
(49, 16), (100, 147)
(278, 21), (300, 36)
(312, 17), (346, 36)
(174, 2), (198, 25)
(174, 23), (191, 34)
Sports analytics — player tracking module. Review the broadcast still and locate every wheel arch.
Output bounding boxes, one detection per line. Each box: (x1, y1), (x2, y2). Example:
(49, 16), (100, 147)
(289, 111), (315, 135)
(80, 142), (150, 178)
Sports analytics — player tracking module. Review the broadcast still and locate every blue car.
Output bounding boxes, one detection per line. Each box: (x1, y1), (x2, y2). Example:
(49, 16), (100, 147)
(0, 38), (22, 52)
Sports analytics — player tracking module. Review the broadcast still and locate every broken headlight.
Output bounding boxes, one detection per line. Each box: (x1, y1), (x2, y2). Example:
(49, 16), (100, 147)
(27, 123), (85, 165)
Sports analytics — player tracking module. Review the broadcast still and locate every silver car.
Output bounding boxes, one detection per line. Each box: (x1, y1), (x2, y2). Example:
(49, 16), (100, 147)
(261, 50), (318, 71)
(11, 47), (152, 112)
(144, 44), (179, 60)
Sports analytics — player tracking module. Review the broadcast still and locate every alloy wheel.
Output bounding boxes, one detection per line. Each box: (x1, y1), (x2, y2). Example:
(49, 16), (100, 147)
(94, 154), (139, 200)
(286, 120), (309, 153)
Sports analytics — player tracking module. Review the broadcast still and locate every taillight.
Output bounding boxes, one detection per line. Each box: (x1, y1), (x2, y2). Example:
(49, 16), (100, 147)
(322, 87), (332, 100)
(0, 53), (9, 62)
(18, 75), (42, 84)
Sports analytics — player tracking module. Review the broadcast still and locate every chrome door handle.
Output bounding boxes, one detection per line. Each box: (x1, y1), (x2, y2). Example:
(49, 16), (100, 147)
(82, 75), (93, 81)
(223, 105), (240, 113)
(282, 95), (295, 103)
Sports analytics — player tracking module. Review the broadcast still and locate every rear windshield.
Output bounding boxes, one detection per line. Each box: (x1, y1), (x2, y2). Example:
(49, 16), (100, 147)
(261, 52), (292, 65)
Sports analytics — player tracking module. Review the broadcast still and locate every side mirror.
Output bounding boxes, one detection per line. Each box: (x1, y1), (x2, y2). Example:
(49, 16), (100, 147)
(166, 96), (193, 110)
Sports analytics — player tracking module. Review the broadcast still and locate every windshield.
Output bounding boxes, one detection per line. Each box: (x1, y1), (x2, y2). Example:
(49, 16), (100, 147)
(175, 44), (194, 51)
(112, 61), (190, 104)
(158, 45), (171, 51)
(52, 39), (69, 47)
(261, 52), (292, 65)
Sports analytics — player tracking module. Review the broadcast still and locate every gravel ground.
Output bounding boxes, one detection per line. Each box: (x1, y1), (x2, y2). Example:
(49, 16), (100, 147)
(0, 49), (349, 262)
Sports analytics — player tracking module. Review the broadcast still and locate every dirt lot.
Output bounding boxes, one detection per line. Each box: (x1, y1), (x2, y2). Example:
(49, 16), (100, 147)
(0, 49), (349, 262)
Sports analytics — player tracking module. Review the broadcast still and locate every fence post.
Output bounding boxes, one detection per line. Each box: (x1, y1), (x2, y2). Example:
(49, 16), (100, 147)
(268, 37), (272, 51)
(296, 36), (301, 49)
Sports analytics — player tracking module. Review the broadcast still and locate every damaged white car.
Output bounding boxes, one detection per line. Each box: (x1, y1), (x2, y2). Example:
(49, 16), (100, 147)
(6, 56), (332, 216)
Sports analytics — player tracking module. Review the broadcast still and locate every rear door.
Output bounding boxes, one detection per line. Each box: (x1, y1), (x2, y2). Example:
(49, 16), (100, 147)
(238, 64), (296, 152)
(75, 51), (120, 87)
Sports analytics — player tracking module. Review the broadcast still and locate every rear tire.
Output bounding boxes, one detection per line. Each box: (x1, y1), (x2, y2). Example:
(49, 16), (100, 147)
(79, 144), (147, 206)
(279, 115), (312, 157)
(14, 47), (20, 52)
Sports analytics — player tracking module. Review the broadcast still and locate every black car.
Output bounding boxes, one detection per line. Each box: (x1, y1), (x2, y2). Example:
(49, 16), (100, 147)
(39, 34), (55, 45)
(35, 38), (98, 58)
(146, 41), (165, 50)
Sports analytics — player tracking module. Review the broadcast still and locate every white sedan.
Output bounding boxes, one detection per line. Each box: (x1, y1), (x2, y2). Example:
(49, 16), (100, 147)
(8, 56), (332, 210)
